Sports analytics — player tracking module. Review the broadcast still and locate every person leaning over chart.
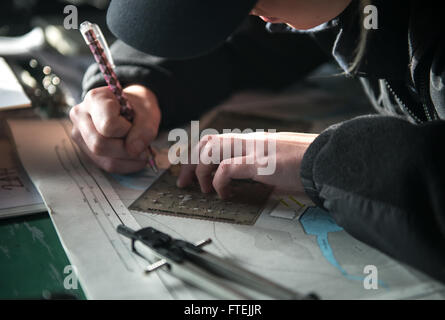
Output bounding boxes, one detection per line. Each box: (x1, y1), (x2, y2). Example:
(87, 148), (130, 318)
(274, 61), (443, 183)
(70, 0), (445, 283)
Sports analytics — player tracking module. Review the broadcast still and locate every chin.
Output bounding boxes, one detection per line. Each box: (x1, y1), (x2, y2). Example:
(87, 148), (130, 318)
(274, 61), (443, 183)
(286, 21), (326, 30)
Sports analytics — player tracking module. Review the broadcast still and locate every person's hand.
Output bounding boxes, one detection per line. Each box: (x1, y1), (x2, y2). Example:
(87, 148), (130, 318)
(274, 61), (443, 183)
(70, 84), (161, 173)
(177, 132), (318, 198)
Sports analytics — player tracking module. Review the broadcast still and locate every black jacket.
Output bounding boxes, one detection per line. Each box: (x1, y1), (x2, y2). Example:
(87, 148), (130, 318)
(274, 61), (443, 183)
(83, 0), (445, 283)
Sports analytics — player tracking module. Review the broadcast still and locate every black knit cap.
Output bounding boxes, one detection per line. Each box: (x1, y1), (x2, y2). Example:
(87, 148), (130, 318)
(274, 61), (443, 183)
(106, 0), (257, 59)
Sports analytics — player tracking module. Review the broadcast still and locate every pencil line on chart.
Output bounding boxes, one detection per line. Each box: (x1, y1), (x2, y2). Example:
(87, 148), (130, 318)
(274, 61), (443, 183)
(59, 122), (143, 265)
(59, 138), (136, 265)
(59, 121), (183, 299)
(54, 141), (134, 272)
(60, 123), (124, 223)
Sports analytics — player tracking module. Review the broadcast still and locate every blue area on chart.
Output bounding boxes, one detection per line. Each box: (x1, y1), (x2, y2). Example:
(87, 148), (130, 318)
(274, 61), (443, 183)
(300, 207), (387, 288)
(109, 168), (157, 190)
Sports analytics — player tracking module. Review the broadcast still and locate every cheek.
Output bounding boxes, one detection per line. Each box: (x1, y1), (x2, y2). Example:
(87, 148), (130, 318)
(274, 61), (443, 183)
(253, 0), (283, 18)
(253, 0), (333, 30)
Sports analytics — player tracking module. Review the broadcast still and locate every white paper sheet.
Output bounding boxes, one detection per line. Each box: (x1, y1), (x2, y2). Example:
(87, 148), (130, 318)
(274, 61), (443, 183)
(0, 138), (46, 219)
(7, 119), (201, 299)
(0, 58), (31, 111)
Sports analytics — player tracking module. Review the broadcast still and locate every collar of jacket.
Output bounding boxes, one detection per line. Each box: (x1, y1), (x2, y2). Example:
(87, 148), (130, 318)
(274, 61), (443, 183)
(266, 0), (410, 80)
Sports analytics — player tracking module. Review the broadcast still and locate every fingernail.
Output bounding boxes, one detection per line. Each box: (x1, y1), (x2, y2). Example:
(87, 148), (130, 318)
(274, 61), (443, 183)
(131, 140), (144, 155)
(139, 151), (148, 160)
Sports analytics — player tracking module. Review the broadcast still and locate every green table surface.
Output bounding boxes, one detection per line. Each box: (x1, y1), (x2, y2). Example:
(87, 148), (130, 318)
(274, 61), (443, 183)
(0, 211), (86, 299)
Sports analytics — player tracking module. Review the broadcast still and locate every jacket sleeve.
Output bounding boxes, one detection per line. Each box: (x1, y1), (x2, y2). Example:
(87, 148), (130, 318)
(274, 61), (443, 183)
(82, 17), (328, 129)
(300, 114), (445, 283)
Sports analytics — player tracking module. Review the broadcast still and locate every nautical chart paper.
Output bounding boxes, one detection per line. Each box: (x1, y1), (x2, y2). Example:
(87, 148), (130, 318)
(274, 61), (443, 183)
(107, 158), (445, 299)
(129, 194), (445, 299)
(106, 101), (445, 300)
(9, 118), (445, 300)
(107, 164), (445, 299)
(7, 119), (201, 299)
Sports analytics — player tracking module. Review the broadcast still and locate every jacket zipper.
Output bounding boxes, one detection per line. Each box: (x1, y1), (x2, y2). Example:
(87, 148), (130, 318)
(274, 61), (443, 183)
(414, 50), (439, 122)
(384, 79), (423, 124)
(417, 71), (439, 121)
(419, 79), (433, 121)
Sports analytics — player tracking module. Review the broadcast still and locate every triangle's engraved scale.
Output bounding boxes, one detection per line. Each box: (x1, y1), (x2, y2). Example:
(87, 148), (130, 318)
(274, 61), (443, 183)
(130, 166), (272, 225)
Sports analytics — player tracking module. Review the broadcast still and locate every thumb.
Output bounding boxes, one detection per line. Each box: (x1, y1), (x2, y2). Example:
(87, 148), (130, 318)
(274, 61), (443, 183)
(122, 85), (161, 157)
(125, 113), (158, 157)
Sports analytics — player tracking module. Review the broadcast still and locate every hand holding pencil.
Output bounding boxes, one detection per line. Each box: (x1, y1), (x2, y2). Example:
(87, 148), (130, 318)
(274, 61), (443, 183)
(69, 22), (161, 174)
(69, 21), (159, 173)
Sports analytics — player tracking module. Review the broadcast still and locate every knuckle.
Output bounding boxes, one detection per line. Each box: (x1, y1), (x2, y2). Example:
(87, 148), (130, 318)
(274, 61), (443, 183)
(70, 128), (80, 142)
(98, 117), (117, 137)
(199, 135), (210, 144)
(199, 136), (217, 154)
(195, 164), (210, 179)
(194, 164), (203, 177)
(103, 98), (120, 112)
(146, 127), (158, 141)
(90, 136), (107, 155)
(204, 134), (215, 142)
(212, 175), (224, 194)
(218, 161), (231, 175)
(86, 87), (103, 100)
(212, 177), (220, 191)
(69, 105), (80, 121)
(200, 143), (212, 156)
(100, 159), (117, 173)
(219, 160), (230, 174)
